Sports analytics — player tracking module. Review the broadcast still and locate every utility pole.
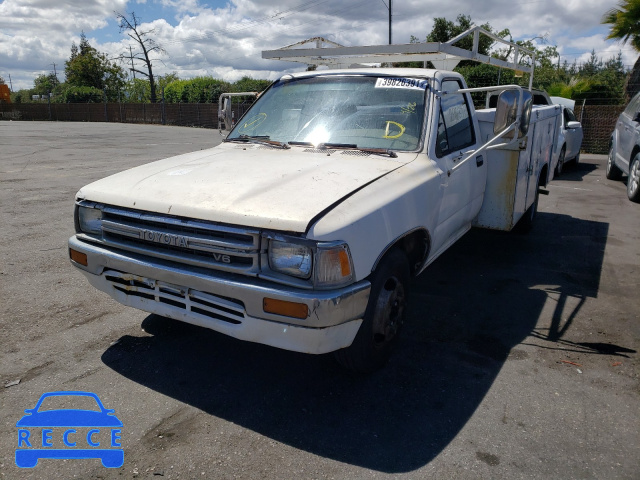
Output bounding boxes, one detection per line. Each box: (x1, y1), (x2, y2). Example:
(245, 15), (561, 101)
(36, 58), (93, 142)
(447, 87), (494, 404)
(50, 63), (58, 82)
(389, 0), (392, 45)
(8, 73), (13, 92)
(129, 46), (136, 79)
(382, 0), (392, 45)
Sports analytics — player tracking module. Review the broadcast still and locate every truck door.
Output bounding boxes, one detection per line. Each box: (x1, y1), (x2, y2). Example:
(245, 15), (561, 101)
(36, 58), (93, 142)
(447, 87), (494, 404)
(431, 79), (486, 247)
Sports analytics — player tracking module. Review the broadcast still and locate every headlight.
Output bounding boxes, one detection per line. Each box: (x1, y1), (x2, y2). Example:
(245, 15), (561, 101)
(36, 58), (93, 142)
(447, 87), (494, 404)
(267, 237), (354, 288)
(268, 240), (312, 279)
(77, 206), (102, 235)
(315, 243), (353, 288)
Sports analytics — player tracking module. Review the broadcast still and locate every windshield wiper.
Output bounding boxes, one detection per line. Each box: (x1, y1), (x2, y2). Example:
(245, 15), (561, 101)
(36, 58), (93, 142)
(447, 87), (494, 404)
(224, 135), (290, 149)
(317, 143), (398, 158)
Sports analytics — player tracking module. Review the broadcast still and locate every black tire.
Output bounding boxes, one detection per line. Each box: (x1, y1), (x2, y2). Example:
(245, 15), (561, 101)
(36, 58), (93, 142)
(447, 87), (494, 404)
(628, 154), (640, 203)
(514, 175), (540, 234)
(574, 152), (580, 165)
(334, 249), (410, 373)
(555, 147), (566, 176)
(606, 145), (623, 180)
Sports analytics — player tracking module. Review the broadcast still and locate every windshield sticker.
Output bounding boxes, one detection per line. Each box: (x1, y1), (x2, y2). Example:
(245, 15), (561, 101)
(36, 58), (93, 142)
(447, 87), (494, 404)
(375, 78), (428, 89)
(401, 102), (417, 114)
(383, 121), (405, 139)
(238, 113), (267, 132)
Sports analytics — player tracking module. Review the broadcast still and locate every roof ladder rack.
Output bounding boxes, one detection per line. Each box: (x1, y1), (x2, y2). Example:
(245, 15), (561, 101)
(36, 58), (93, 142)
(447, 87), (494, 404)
(263, 26), (536, 90)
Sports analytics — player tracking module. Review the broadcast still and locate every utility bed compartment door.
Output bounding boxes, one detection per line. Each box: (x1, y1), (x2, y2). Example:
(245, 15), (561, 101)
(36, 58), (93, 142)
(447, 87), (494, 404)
(473, 105), (561, 231)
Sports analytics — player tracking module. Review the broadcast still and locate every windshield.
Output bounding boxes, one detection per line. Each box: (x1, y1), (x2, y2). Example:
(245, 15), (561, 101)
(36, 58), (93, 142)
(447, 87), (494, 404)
(227, 75), (428, 151)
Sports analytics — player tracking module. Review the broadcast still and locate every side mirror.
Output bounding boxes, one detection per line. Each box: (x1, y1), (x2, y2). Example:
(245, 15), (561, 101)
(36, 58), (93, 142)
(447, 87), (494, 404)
(493, 89), (533, 139)
(218, 96), (233, 133)
(218, 92), (259, 134)
(566, 121), (581, 129)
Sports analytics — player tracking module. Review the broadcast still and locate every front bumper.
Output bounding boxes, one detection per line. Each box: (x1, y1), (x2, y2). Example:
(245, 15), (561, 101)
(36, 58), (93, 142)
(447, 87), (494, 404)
(68, 235), (370, 354)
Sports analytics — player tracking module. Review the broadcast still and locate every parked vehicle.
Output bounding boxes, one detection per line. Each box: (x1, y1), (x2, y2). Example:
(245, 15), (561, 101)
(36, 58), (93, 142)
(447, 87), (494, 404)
(491, 92), (582, 177)
(608, 91), (640, 202)
(553, 105), (583, 176)
(68, 29), (562, 371)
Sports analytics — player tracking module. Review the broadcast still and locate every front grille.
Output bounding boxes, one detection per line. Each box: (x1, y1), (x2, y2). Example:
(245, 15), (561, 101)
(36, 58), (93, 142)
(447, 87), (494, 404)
(98, 205), (261, 275)
(105, 270), (245, 324)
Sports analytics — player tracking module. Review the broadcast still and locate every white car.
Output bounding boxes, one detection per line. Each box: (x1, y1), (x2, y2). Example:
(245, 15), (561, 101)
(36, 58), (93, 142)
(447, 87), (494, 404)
(554, 104), (583, 176)
(607, 91), (640, 203)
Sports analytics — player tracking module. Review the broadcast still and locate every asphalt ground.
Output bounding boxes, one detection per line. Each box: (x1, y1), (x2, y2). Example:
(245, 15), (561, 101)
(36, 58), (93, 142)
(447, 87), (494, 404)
(0, 121), (638, 479)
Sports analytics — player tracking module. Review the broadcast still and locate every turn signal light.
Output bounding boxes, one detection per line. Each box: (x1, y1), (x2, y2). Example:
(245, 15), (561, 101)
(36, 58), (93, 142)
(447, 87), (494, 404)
(263, 298), (309, 319)
(69, 248), (88, 266)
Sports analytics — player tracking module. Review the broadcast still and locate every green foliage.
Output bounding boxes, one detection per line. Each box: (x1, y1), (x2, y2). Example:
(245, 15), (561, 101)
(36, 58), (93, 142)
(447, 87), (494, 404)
(231, 76), (271, 93)
(426, 15), (494, 55)
(158, 72), (179, 92)
(406, 15), (629, 105)
(33, 73), (60, 96)
(163, 77), (231, 103)
(60, 86), (104, 103)
(163, 79), (189, 103)
(11, 90), (30, 103)
(124, 78), (151, 102)
(64, 33), (126, 102)
(602, 0), (640, 51)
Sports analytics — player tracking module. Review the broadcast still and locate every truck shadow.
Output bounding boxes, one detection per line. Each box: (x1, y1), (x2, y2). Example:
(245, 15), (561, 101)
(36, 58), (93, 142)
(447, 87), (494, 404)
(102, 212), (610, 473)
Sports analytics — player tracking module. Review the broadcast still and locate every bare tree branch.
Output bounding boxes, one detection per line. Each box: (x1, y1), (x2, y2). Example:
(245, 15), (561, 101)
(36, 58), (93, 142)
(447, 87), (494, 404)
(116, 10), (166, 102)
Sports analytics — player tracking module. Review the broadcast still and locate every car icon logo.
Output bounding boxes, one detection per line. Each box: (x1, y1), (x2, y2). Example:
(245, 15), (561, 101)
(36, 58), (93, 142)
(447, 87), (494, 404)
(15, 391), (123, 468)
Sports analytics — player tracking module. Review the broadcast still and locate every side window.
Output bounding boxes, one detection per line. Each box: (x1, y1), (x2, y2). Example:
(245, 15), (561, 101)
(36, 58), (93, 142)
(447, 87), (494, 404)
(436, 79), (475, 157)
(624, 93), (640, 116)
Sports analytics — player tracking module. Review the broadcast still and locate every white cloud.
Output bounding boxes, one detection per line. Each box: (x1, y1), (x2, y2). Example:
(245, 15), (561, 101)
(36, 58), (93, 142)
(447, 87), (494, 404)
(1, 0), (637, 91)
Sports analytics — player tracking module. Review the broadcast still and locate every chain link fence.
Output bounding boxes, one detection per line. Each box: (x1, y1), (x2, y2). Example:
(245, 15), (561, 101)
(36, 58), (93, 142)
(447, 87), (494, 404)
(0, 97), (628, 154)
(0, 101), (255, 129)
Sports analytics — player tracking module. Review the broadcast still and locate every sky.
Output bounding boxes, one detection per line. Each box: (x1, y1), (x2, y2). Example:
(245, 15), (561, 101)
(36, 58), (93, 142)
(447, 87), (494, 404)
(0, 0), (637, 91)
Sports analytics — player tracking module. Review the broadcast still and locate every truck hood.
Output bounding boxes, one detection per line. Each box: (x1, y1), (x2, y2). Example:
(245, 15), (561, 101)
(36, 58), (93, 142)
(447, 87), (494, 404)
(77, 143), (415, 232)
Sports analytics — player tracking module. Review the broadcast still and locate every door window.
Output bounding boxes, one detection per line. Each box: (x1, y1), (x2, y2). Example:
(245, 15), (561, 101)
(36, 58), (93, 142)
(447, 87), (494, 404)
(435, 80), (475, 157)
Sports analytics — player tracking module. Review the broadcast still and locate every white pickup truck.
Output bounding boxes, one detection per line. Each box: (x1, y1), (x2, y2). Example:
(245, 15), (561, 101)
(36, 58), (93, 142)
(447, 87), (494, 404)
(69, 37), (560, 372)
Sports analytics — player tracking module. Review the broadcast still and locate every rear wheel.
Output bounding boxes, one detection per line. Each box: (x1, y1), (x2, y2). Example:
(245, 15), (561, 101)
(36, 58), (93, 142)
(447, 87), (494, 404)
(628, 154), (640, 203)
(514, 175), (540, 234)
(606, 146), (623, 180)
(334, 249), (410, 373)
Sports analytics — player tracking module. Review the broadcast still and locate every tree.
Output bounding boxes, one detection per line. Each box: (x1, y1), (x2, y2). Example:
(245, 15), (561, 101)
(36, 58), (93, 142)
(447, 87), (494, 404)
(602, 0), (640, 99)
(116, 11), (165, 103)
(425, 15), (495, 56)
(64, 33), (126, 101)
(33, 73), (60, 96)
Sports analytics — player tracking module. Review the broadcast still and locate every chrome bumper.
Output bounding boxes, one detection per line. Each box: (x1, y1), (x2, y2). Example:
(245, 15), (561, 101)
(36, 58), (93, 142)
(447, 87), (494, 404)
(68, 236), (370, 354)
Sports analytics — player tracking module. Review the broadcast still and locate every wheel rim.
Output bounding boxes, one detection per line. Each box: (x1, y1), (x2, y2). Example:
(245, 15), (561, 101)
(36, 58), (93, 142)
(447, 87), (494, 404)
(629, 159), (640, 195)
(371, 275), (406, 348)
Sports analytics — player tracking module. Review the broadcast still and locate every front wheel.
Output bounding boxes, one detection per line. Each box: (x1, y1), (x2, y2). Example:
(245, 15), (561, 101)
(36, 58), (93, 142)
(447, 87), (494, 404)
(628, 154), (640, 203)
(606, 146), (623, 180)
(334, 249), (410, 373)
